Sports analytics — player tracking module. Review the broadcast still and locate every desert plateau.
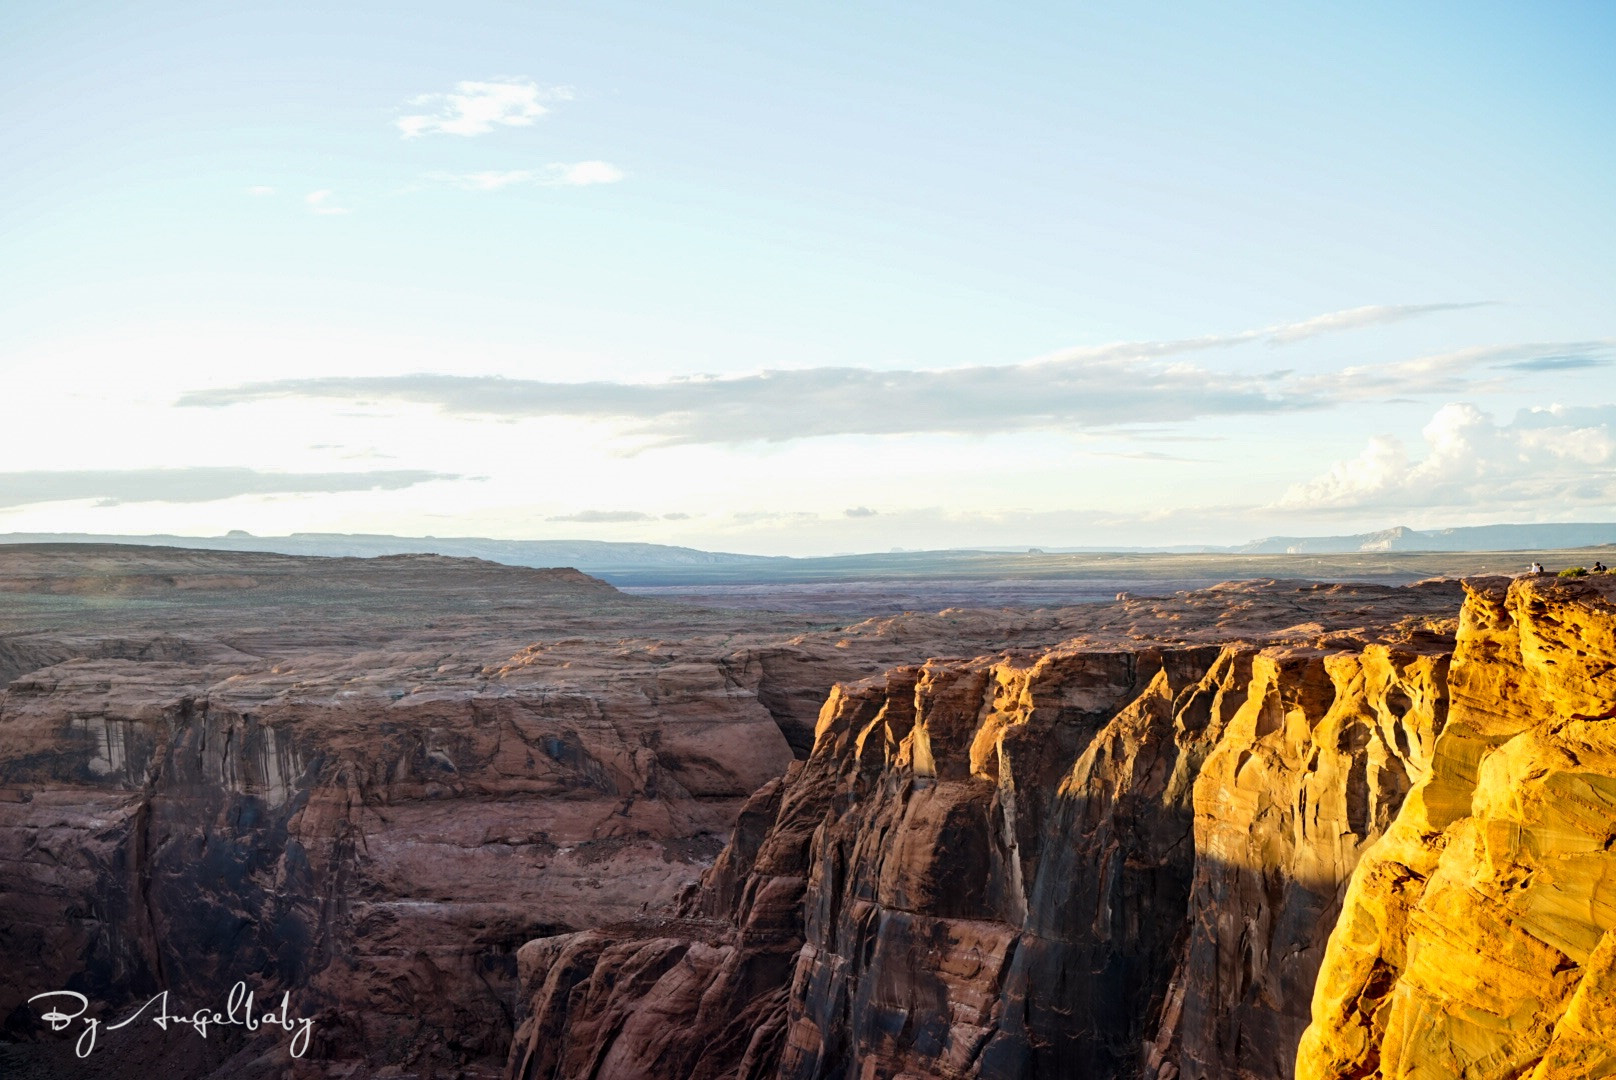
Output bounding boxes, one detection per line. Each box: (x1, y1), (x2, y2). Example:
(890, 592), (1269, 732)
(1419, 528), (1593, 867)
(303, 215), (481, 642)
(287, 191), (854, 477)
(3, 543), (1614, 1078)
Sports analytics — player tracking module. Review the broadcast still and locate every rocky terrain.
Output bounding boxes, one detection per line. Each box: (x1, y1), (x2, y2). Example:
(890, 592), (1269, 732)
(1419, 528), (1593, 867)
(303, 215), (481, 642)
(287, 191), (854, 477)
(1297, 573), (1616, 1079)
(5, 544), (1612, 1079)
(502, 573), (1616, 1080)
(504, 581), (1464, 1080)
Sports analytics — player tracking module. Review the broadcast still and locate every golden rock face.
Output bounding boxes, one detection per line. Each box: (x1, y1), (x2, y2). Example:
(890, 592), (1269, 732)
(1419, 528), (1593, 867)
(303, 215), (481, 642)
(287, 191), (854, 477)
(1297, 574), (1616, 1079)
(496, 574), (1615, 1080)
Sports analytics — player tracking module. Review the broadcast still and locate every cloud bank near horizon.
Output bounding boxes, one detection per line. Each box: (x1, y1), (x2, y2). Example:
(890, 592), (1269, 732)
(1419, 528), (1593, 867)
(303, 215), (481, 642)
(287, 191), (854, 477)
(0, 469), (456, 509)
(1277, 403), (1616, 513)
(177, 303), (1611, 447)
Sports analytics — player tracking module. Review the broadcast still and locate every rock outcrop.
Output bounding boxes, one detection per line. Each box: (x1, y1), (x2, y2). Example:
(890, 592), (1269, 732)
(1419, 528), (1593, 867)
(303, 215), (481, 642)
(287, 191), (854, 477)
(1297, 573), (1616, 1079)
(0, 650), (794, 1068)
(506, 583), (1466, 1080)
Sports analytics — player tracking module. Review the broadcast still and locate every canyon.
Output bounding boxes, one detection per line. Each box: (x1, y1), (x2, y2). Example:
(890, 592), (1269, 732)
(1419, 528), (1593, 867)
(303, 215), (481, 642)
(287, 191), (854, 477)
(1, 545), (1613, 1079)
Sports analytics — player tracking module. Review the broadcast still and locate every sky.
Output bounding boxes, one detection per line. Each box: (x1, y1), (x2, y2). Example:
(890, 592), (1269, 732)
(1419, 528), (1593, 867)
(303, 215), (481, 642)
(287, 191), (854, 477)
(2, 1), (1613, 555)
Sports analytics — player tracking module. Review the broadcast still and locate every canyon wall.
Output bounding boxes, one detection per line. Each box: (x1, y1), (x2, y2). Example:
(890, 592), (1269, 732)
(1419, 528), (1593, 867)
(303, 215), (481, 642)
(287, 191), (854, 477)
(507, 599), (1465, 1079)
(0, 645), (794, 1072)
(1298, 574), (1616, 1079)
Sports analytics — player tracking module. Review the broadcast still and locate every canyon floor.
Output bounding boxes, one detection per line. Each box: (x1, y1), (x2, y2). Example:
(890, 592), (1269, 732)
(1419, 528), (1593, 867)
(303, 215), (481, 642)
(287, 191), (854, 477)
(1, 545), (1613, 1079)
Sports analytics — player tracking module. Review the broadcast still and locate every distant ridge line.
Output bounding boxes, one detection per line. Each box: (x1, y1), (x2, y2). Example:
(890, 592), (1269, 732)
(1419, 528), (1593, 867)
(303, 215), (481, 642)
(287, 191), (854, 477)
(2, 522), (1613, 570)
(0, 532), (780, 568)
(1231, 522), (1616, 554)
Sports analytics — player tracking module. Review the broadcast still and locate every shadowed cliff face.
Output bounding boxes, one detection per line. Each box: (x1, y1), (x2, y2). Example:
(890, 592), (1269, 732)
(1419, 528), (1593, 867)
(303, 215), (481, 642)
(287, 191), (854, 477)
(507, 612), (1457, 1080)
(1298, 574), (1616, 1080)
(1152, 640), (1450, 1080)
(0, 658), (795, 1073)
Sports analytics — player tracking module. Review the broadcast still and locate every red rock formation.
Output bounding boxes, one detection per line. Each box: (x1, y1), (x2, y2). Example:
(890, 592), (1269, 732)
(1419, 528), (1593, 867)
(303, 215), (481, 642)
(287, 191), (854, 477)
(506, 584), (1464, 1080)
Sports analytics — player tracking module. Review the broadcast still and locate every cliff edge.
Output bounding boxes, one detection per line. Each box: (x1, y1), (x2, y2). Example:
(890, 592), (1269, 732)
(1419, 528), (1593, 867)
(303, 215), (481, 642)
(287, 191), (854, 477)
(1298, 573), (1616, 1079)
(506, 582), (1470, 1080)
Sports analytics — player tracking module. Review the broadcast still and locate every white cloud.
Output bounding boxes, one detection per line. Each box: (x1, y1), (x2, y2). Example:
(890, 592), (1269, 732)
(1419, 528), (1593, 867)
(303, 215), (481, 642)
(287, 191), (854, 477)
(0, 468), (454, 509)
(245, 185), (276, 196)
(305, 190), (350, 215)
(1045, 302), (1494, 358)
(1277, 402), (1616, 511)
(542, 160), (623, 186)
(437, 170), (534, 191)
(546, 509), (655, 523)
(397, 78), (572, 138)
(432, 161), (625, 191)
(1289, 341), (1614, 402)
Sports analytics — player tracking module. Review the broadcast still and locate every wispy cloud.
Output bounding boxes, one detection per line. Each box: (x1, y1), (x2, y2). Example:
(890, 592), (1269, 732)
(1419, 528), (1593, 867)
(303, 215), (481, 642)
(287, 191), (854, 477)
(397, 78), (572, 138)
(305, 190), (350, 215)
(1260, 302), (1494, 344)
(1036, 302), (1495, 358)
(435, 170), (533, 191)
(1497, 353), (1613, 373)
(1087, 448), (1201, 463)
(0, 468), (456, 509)
(177, 307), (1599, 447)
(245, 185), (276, 197)
(542, 161), (622, 186)
(431, 161), (625, 191)
(546, 509), (655, 523)
(179, 362), (1298, 444)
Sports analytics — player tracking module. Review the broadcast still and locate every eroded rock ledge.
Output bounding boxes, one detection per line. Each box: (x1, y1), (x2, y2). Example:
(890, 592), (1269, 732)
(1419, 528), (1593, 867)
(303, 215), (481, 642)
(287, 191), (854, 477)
(508, 580), (1513, 1080)
(1298, 573), (1616, 1080)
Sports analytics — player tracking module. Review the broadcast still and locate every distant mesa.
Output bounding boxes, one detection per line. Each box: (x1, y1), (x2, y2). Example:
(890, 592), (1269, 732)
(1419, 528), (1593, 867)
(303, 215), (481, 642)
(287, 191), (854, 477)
(1236, 522), (1616, 554)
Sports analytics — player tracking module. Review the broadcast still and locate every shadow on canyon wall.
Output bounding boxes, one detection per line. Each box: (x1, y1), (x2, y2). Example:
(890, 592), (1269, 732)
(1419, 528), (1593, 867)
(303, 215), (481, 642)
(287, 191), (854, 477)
(1, 632), (1443, 1080)
(507, 637), (1451, 1080)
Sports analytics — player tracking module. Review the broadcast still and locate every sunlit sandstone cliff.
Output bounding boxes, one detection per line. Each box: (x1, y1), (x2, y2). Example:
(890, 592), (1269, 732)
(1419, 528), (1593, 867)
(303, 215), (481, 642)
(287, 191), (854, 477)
(506, 584), (1468, 1079)
(1297, 573), (1616, 1079)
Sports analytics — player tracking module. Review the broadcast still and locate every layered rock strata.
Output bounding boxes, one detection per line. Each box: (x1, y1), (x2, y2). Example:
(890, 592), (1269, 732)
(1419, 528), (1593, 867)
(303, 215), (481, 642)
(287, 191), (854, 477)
(1297, 574), (1616, 1079)
(507, 588), (1463, 1080)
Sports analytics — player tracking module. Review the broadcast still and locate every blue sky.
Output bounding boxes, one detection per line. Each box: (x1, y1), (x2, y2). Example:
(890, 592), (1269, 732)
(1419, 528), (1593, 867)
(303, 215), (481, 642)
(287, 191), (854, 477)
(2, 2), (1613, 553)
